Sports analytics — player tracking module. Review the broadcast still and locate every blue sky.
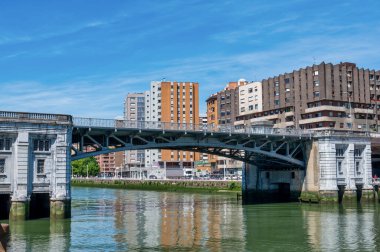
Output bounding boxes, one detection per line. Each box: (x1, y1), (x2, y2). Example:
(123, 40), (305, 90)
(1, 0), (379, 118)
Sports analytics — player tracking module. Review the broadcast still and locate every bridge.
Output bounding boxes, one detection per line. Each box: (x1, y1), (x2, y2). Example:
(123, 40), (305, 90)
(0, 111), (375, 220)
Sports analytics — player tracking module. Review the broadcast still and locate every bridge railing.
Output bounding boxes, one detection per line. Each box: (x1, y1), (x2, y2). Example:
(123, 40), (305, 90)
(0, 111), (72, 123)
(73, 117), (314, 137)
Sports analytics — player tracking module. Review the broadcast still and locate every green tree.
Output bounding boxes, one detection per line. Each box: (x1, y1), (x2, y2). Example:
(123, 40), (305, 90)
(71, 157), (100, 177)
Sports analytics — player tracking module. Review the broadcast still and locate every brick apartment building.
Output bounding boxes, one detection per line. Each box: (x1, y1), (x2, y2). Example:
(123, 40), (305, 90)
(236, 62), (380, 131)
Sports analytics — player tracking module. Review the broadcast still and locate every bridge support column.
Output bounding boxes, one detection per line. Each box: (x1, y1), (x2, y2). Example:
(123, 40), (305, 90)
(242, 155), (259, 204)
(9, 198), (29, 221)
(337, 185), (346, 204)
(356, 184), (363, 203)
(302, 136), (373, 203)
(50, 198), (71, 219)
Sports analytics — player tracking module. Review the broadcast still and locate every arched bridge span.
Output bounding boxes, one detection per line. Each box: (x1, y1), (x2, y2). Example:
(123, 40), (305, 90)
(71, 118), (313, 167)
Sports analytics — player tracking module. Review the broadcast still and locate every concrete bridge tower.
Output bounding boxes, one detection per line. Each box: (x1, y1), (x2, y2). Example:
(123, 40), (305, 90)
(242, 132), (373, 203)
(0, 112), (72, 220)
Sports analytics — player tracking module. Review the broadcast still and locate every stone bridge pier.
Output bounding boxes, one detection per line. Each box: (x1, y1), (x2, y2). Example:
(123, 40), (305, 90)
(242, 134), (373, 204)
(0, 112), (72, 220)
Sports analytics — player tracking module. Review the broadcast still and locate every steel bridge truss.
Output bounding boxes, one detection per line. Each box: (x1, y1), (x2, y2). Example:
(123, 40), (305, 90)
(71, 125), (310, 168)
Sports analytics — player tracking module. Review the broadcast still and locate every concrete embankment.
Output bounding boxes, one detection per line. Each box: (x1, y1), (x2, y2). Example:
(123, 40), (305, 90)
(0, 223), (9, 252)
(72, 178), (242, 194)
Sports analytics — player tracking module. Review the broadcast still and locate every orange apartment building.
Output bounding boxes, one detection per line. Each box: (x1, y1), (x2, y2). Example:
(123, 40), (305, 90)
(146, 81), (200, 170)
(206, 94), (218, 170)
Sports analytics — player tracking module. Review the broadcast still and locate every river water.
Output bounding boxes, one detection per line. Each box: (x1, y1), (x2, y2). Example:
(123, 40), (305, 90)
(4, 187), (380, 251)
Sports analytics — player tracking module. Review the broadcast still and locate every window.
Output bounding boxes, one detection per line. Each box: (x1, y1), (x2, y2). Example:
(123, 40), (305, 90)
(354, 148), (363, 157)
(314, 91), (320, 97)
(285, 78), (290, 84)
(314, 80), (319, 86)
(33, 140), (50, 152)
(275, 81), (279, 87)
(0, 159), (5, 174)
(337, 161), (343, 174)
(355, 161), (361, 175)
(248, 88), (253, 93)
(313, 70), (319, 76)
(291, 172), (295, 179)
(274, 100), (280, 105)
(37, 159), (45, 174)
(255, 104), (258, 110)
(0, 138), (12, 151)
(249, 105), (254, 110)
(336, 148), (344, 157)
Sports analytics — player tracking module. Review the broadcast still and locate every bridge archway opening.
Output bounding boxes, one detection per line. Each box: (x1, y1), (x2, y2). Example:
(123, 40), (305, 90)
(29, 193), (50, 219)
(0, 194), (10, 220)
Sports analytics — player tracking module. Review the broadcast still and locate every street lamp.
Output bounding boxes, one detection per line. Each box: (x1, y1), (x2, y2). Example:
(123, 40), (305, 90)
(138, 159), (142, 180)
(223, 159), (226, 181)
(341, 92), (353, 130)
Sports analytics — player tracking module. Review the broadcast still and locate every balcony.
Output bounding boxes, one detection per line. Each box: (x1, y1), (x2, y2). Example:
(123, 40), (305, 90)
(249, 113), (280, 122)
(284, 111), (294, 117)
(305, 106), (346, 113)
(353, 108), (374, 114)
(274, 121), (294, 128)
(299, 116), (336, 125)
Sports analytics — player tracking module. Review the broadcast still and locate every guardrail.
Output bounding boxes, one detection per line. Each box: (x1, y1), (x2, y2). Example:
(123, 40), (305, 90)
(73, 117), (314, 137)
(0, 111), (72, 123)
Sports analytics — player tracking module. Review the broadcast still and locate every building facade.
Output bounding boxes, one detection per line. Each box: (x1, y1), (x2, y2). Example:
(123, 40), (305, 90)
(217, 80), (246, 125)
(238, 81), (263, 116)
(145, 81), (200, 174)
(124, 92), (147, 168)
(236, 62), (380, 131)
(211, 80), (248, 175)
(206, 94), (218, 170)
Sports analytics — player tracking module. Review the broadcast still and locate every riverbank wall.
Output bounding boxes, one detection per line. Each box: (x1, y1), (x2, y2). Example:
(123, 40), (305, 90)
(72, 178), (242, 194)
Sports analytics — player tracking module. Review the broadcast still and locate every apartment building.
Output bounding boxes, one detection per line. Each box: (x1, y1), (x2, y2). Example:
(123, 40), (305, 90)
(210, 80), (247, 174)
(206, 94), (218, 170)
(217, 80), (247, 125)
(124, 92), (147, 168)
(81, 144), (123, 176)
(206, 94), (218, 127)
(238, 81), (263, 115)
(145, 81), (200, 172)
(236, 62), (380, 131)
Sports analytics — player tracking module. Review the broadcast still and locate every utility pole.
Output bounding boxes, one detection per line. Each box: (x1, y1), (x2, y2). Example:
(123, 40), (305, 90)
(86, 164), (89, 179)
(223, 159), (226, 181)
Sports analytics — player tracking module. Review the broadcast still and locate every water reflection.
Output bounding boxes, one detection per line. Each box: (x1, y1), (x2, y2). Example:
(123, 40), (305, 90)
(302, 204), (380, 251)
(5, 187), (380, 251)
(8, 219), (70, 252)
(111, 190), (246, 251)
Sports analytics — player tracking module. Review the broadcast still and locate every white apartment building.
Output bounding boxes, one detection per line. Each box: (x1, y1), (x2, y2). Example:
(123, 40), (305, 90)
(124, 92), (148, 168)
(144, 81), (161, 168)
(238, 81), (263, 116)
